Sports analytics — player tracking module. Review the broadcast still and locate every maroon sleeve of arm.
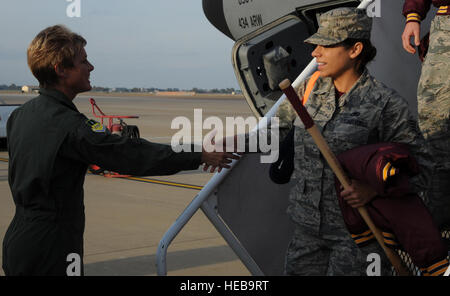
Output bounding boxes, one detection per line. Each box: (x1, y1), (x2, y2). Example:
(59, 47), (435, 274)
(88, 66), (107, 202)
(402, 0), (432, 21)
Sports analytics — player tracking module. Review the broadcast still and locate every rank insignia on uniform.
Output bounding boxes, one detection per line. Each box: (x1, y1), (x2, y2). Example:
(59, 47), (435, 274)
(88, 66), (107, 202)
(86, 119), (106, 133)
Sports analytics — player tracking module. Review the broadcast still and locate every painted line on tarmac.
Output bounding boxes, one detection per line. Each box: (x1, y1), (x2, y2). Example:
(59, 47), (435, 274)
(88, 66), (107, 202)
(0, 157), (203, 190)
(122, 176), (203, 191)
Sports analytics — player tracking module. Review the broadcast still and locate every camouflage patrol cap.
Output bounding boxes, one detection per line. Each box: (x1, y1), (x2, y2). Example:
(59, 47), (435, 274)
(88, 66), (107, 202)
(304, 7), (372, 46)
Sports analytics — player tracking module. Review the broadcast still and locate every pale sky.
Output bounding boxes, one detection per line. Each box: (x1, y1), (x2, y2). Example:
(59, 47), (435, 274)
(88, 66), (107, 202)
(0, 0), (239, 89)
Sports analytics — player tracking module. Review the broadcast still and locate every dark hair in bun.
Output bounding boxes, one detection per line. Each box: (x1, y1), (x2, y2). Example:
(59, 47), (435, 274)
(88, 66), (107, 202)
(341, 38), (377, 74)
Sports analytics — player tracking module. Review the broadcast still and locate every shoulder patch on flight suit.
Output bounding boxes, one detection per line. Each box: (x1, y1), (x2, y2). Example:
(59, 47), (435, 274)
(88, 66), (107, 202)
(85, 119), (106, 133)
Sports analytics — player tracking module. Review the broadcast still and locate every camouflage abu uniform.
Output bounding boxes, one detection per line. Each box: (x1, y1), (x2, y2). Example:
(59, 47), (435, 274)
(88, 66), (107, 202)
(277, 8), (433, 275)
(404, 2), (450, 228)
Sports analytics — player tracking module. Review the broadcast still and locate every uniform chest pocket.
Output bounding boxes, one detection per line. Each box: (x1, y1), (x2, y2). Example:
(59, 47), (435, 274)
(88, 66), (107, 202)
(342, 124), (370, 144)
(326, 116), (371, 154)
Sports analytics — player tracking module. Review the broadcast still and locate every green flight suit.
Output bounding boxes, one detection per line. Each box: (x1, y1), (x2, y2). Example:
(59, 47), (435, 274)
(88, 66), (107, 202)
(2, 88), (202, 275)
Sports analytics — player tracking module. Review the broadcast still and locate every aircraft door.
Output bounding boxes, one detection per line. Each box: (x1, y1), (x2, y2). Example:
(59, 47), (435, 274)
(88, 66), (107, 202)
(232, 15), (314, 117)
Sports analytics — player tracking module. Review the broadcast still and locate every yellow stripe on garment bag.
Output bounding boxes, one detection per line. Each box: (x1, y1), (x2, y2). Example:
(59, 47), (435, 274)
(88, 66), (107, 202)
(382, 232), (399, 247)
(351, 230), (372, 238)
(382, 162), (392, 181)
(429, 262), (449, 276)
(382, 232), (396, 238)
(353, 230), (375, 245)
(351, 230), (373, 241)
(390, 167), (396, 177)
(427, 259), (449, 274)
(355, 235), (375, 245)
(430, 269), (446, 276)
(383, 239), (398, 247)
(420, 268), (430, 276)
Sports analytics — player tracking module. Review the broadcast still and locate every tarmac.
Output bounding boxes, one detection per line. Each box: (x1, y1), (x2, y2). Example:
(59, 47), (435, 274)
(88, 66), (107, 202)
(0, 92), (254, 276)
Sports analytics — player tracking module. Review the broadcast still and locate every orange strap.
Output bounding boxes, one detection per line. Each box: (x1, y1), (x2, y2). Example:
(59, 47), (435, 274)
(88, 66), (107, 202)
(302, 71), (321, 105)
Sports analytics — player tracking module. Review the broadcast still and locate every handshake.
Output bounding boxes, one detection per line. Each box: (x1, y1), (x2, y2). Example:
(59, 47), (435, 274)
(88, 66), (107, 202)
(200, 134), (243, 173)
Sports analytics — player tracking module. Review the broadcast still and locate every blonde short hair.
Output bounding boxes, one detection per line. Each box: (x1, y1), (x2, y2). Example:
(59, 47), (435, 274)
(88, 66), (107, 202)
(27, 25), (86, 88)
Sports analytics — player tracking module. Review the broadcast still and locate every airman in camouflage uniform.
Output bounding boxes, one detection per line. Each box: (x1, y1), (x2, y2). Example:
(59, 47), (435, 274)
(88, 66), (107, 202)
(277, 7), (433, 275)
(402, 1), (450, 228)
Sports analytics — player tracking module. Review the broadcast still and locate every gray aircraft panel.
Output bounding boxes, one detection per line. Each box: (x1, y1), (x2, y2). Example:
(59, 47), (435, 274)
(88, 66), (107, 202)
(223, 0), (320, 39)
(217, 153), (295, 275)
